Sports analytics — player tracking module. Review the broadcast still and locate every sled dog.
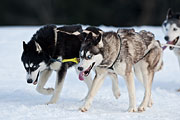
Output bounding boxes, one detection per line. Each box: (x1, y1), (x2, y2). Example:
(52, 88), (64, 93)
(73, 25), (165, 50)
(78, 29), (163, 112)
(162, 8), (180, 91)
(21, 25), (120, 104)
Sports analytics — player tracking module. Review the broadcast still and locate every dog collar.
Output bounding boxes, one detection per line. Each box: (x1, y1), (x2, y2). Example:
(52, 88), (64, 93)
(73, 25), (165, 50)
(50, 57), (79, 64)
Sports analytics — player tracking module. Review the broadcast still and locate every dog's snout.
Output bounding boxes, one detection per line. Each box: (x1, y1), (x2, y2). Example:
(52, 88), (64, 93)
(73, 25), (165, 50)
(78, 67), (83, 71)
(27, 79), (33, 83)
(164, 36), (169, 41)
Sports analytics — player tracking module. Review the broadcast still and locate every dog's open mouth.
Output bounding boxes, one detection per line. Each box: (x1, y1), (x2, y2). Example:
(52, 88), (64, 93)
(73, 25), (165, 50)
(79, 62), (95, 81)
(169, 36), (179, 50)
(33, 72), (39, 85)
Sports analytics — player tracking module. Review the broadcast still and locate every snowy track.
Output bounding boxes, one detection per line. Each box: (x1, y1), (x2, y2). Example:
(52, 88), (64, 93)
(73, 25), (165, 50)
(0, 26), (180, 120)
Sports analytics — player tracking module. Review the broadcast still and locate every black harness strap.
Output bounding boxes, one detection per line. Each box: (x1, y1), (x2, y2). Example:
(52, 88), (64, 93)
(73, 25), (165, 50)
(108, 34), (122, 70)
(47, 28), (59, 66)
(134, 48), (155, 64)
(108, 34), (155, 69)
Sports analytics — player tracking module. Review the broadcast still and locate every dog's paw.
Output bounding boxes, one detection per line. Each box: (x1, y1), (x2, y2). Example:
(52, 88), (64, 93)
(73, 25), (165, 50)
(128, 107), (137, 112)
(46, 88), (54, 94)
(79, 103), (91, 112)
(148, 99), (153, 108)
(113, 90), (121, 99)
(46, 101), (56, 105)
(36, 87), (54, 95)
(79, 106), (88, 112)
(138, 105), (147, 112)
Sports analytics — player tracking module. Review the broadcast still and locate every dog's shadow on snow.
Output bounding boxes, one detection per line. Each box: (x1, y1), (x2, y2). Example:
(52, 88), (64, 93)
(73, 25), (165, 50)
(0, 89), (52, 106)
(0, 88), (85, 109)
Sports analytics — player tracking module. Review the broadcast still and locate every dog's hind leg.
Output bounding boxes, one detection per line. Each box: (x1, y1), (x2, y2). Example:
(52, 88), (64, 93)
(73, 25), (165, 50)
(108, 72), (120, 99)
(80, 68), (107, 112)
(138, 64), (154, 112)
(47, 64), (67, 104)
(36, 69), (54, 95)
(134, 63), (153, 108)
(134, 63), (143, 84)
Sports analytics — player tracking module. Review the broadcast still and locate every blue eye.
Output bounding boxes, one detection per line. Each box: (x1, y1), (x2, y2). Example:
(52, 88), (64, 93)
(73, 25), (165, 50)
(87, 55), (92, 59)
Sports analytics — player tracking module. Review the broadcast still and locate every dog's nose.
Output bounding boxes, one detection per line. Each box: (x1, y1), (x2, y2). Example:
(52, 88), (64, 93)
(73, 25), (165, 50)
(164, 36), (169, 41)
(27, 79), (33, 83)
(78, 67), (83, 71)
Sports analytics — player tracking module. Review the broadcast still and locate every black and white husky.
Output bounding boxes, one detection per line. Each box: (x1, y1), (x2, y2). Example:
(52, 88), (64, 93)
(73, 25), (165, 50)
(21, 24), (92, 104)
(21, 25), (120, 104)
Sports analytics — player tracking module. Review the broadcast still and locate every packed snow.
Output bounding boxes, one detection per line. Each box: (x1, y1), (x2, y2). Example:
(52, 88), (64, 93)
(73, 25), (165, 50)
(0, 26), (180, 120)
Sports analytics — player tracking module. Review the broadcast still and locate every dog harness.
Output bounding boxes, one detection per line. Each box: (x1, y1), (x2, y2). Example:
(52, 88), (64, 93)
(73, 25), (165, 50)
(49, 28), (79, 64)
(161, 43), (180, 50)
(108, 34), (122, 69)
(50, 57), (79, 64)
(108, 35), (158, 69)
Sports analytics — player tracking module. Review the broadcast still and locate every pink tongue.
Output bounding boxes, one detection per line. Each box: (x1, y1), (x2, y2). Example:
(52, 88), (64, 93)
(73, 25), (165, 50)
(167, 41), (173, 44)
(163, 41), (174, 50)
(79, 71), (84, 81)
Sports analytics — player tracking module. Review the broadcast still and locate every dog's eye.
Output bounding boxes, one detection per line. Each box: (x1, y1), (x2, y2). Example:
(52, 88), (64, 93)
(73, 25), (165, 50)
(86, 55), (92, 60)
(173, 28), (177, 31)
(33, 65), (39, 69)
(25, 63), (29, 68)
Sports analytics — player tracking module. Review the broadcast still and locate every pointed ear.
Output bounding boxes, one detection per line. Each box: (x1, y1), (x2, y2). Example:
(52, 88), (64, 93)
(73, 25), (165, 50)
(78, 33), (87, 41)
(129, 28), (135, 32)
(87, 32), (93, 40)
(34, 41), (42, 53)
(93, 34), (101, 45)
(23, 41), (27, 52)
(167, 8), (173, 19)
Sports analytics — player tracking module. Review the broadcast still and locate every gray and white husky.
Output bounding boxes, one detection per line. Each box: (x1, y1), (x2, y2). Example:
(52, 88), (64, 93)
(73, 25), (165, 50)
(21, 25), (120, 104)
(162, 8), (180, 74)
(78, 29), (163, 112)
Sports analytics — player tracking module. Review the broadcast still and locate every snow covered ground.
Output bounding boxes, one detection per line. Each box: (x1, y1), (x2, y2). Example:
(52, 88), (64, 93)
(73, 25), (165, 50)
(0, 26), (180, 120)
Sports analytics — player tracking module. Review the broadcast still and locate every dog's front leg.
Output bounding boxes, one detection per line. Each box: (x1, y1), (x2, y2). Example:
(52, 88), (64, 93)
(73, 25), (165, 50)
(36, 69), (54, 95)
(108, 72), (120, 99)
(124, 71), (137, 112)
(47, 64), (67, 104)
(75, 66), (93, 100)
(80, 68), (107, 112)
(81, 74), (93, 101)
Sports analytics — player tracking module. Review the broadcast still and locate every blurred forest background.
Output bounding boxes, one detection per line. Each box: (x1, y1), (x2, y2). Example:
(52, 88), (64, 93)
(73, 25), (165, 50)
(0, 0), (180, 27)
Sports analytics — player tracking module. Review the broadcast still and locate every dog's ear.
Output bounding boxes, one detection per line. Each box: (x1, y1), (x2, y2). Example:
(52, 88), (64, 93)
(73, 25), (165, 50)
(93, 34), (101, 46)
(87, 32), (93, 41)
(34, 41), (42, 53)
(78, 32), (87, 41)
(129, 29), (135, 32)
(23, 41), (27, 52)
(167, 8), (173, 19)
